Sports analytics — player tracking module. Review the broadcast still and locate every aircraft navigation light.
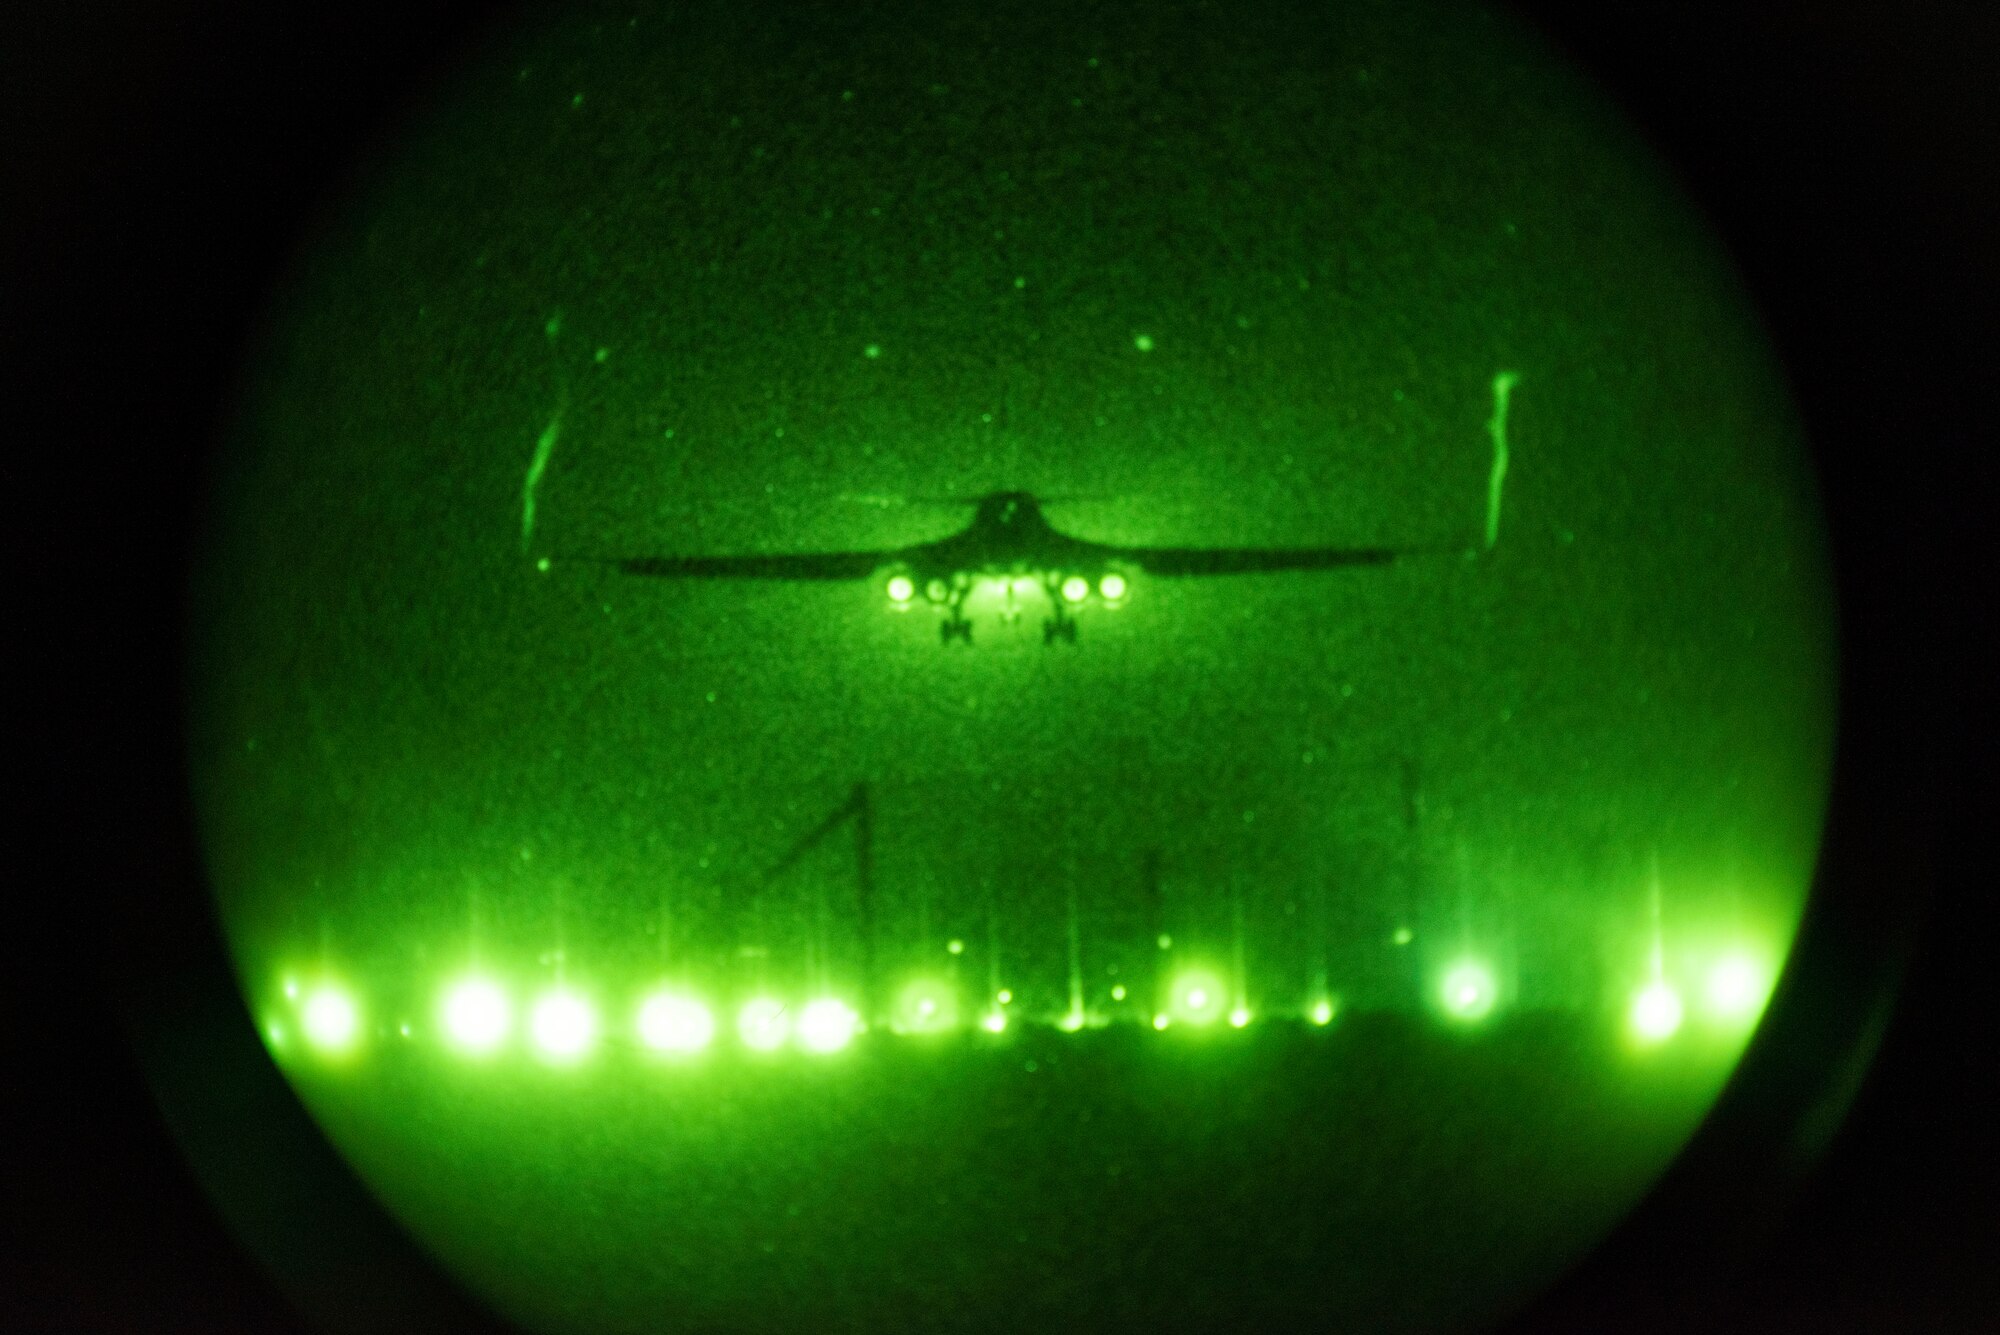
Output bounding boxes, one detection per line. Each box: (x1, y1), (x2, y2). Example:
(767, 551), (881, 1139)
(737, 997), (790, 1052)
(798, 998), (861, 1053)
(1060, 575), (1090, 604)
(301, 983), (360, 1053)
(529, 990), (599, 1062)
(885, 574), (915, 604)
(1439, 959), (1498, 1022)
(636, 991), (715, 1054)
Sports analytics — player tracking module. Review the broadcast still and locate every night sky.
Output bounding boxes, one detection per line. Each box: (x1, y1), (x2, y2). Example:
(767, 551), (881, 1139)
(184, 1), (1835, 1330)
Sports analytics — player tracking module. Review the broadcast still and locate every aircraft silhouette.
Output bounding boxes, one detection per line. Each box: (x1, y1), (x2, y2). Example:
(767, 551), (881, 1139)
(572, 491), (1439, 644)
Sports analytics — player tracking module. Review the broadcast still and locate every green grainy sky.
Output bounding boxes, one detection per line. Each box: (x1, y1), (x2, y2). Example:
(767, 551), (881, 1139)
(188, 0), (1834, 1329)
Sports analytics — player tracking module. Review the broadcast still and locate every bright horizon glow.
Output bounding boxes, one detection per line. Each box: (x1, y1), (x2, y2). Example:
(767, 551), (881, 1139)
(529, 990), (598, 1062)
(1439, 959), (1499, 1022)
(798, 997), (861, 1053)
(440, 977), (510, 1055)
(636, 991), (715, 1054)
(301, 983), (360, 1052)
(738, 997), (790, 1052)
(1628, 979), (1685, 1043)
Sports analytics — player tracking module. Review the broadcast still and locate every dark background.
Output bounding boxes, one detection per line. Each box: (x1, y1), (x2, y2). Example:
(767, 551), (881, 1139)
(5, 2), (1986, 1331)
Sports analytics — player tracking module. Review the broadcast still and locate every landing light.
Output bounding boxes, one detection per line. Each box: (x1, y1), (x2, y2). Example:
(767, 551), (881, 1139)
(1060, 575), (1090, 604)
(1628, 980), (1684, 1043)
(798, 998), (861, 1053)
(301, 984), (360, 1053)
(893, 978), (959, 1034)
(440, 977), (511, 1055)
(529, 990), (598, 1062)
(1703, 953), (1772, 1023)
(738, 997), (790, 1052)
(923, 578), (950, 604)
(1309, 999), (1336, 1026)
(1098, 572), (1128, 602)
(636, 991), (715, 1054)
(1169, 968), (1229, 1026)
(1439, 959), (1498, 1022)
(885, 574), (915, 604)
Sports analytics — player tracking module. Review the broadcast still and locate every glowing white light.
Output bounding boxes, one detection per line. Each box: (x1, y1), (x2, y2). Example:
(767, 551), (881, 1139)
(1704, 954), (1771, 1021)
(885, 574), (915, 603)
(798, 998), (861, 1053)
(441, 978), (510, 1054)
(636, 991), (715, 1054)
(1060, 575), (1089, 603)
(1169, 969), (1228, 1026)
(1439, 959), (1498, 1021)
(1098, 572), (1128, 601)
(529, 990), (598, 1062)
(924, 578), (950, 603)
(1152, 1013), (1171, 1031)
(981, 1012), (1007, 1034)
(1058, 1009), (1086, 1033)
(1228, 1006), (1251, 1028)
(1110, 984), (1127, 1001)
(1629, 980), (1685, 1043)
(738, 997), (790, 1052)
(893, 978), (958, 1034)
(1309, 1000), (1335, 1026)
(301, 985), (358, 1052)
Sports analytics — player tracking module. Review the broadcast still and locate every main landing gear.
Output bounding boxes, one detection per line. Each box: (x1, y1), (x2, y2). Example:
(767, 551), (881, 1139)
(1042, 612), (1078, 645)
(940, 615), (973, 644)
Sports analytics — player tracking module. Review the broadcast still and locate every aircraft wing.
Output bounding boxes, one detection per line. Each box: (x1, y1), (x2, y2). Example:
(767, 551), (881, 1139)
(614, 550), (897, 581)
(1109, 543), (1403, 576)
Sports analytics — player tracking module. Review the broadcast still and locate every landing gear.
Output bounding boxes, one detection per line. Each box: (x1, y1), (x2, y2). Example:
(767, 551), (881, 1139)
(1042, 614), (1078, 645)
(941, 615), (973, 644)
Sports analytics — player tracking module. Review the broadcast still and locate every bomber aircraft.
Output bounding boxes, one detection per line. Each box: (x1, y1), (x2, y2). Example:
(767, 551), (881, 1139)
(568, 490), (1451, 644)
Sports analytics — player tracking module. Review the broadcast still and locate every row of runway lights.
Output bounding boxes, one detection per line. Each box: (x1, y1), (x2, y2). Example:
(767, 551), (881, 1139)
(270, 954), (1772, 1064)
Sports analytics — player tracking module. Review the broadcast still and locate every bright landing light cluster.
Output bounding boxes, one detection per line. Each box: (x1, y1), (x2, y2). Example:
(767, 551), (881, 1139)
(268, 948), (1774, 1064)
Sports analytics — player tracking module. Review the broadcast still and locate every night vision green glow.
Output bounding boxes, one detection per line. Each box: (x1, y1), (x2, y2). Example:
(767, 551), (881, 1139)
(1439, 960), (1499, 1022)
(797, 997), (861, 1053)
(1627, 980), (1684, 1044)
(635, 990), (714, 1054)
(1168, 968), (1229, 1026)
(439, 978), (509, 1055)
(192, 0), (1835, 1330)
(529, 990), (599, 1062)
(736, 997), (790, 1053)
(300, 983), (359, 1053)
